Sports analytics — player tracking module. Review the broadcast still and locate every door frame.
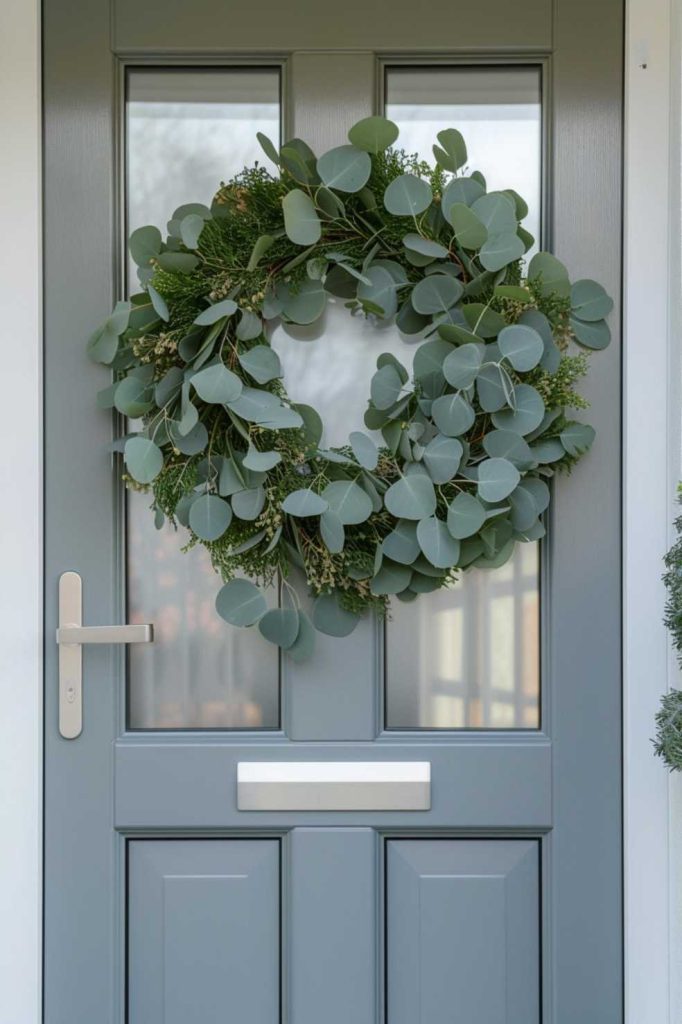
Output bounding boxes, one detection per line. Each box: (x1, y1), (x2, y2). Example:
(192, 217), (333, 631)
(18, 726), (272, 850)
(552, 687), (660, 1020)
(0, 0), (678, 1019)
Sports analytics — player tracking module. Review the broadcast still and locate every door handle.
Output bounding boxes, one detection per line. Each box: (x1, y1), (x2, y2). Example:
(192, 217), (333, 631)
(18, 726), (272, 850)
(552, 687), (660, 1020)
(57, 571), (153, 739)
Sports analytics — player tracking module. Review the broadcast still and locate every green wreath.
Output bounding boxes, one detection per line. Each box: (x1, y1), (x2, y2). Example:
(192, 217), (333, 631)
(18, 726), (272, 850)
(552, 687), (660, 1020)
(89, 116), (613, 658)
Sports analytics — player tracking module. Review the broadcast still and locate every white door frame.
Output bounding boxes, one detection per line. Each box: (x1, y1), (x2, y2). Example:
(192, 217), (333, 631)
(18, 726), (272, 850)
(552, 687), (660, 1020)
(0, 0), (677, 1018)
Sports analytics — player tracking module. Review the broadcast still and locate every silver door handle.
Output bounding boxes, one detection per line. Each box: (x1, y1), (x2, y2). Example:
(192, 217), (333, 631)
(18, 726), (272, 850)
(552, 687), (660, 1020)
(57, 571), (153, 739)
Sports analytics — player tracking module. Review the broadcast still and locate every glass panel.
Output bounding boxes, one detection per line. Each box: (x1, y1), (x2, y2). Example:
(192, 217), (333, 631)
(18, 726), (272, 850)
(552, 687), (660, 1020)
(126, 69), (281, 730)
(384, 66), (542, 730)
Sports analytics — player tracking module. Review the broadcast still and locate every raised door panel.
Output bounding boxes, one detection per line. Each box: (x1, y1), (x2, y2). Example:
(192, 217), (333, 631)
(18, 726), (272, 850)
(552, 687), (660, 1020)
(387, 840), (539, 1024)
(128, 840), (279, 1024)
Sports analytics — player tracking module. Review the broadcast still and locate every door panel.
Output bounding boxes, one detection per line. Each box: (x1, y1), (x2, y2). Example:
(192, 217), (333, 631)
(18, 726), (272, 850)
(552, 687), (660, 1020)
(128, 840), (280, 1024)
(43, 0), (623, 1018)
(387, 840), (539, 1024)
(289, 829), (377, 1024)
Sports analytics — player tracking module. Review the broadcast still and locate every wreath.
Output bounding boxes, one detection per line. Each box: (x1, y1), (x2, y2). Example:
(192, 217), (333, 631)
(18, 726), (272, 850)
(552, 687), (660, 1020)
(89, 116), (613, 659)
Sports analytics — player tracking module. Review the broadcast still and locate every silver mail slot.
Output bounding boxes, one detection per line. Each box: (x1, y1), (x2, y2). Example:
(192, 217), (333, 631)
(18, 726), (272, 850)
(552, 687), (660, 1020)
(237, 761), (431, 811)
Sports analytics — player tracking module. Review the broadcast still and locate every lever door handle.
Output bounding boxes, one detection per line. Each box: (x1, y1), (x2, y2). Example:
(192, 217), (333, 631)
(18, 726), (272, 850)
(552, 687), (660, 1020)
(57, 571), (153, 739)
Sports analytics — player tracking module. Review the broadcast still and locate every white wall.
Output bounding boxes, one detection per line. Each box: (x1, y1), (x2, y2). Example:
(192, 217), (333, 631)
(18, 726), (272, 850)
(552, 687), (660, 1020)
(0, 0), (42, 1022)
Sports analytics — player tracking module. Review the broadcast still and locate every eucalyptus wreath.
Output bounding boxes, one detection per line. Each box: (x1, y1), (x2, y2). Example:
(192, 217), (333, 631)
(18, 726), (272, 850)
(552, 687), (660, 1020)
(89, 115), (613, 658)
(655, 486), (682, 771)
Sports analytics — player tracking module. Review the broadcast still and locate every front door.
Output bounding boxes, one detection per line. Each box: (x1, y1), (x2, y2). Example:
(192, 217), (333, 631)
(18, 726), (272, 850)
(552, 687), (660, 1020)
(43, 2), (623, 1021)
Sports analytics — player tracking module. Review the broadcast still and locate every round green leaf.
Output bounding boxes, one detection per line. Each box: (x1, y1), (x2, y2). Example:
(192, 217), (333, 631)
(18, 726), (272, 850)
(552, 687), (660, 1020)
(370, 560), (413, 596)
(509, 485), (538, 532)
(191, 363), (243, 404)
(256, 132), (281, 165)
(232, 486), (265, 521)
(417, 516), (461, 569)
(422, 434), (463, 484)
(491, 383), (545, 435)
(243, 447), (281, 472)
(413, 339), (453, 383)
(482, 429), (534, 466)
(169, 420), (208, 455)
(477, 458), (521, 502)
(530, 438), (565, 463)
(402, 233), (449, 259)
(189, 494), (232, 541)
(237, 345), (282, 384)
(447, 492), (486, 539)
(384, 473), (437, 521)
(321, 480), (373, 525)
(522, 477), (550, 514)
(432, 128), (467, 172)
(124, 437), (163, 484)
(129, 225), (162, 267)
(258, 608), (299, 649)
(383, 174), (432, 217)
(477, 364), (514, 413)
(570, 315), (611, 350)
(194, 299), (238, 326)
(479, 231), (525, 272)
(431, 392), (475, 437)
(411, 274), (463, 315)
(236, 310), (263, 341)
(156, 252), (199, 274)
(371, 363), (404, 409)
(347, 115), (399, 154)
(560, 421), (596, 456)
(282, 280), (326, 324)
(571, 279), (614, 321)
(282, 188), (322, 245)
(357, 266), (399, 319)
(443, 343), (484, 389)
(497, 324), (544, 371)
(471, 193), (517, 235)
(528, 251), (570, 298)
(312, 593), (360, 637)
(317, 145), (371, 193)
(282, 488), (328, 517)
(215, 578), (267, 627)
(320, 509), (345, 553)
(382, 520), (420, 565)
(114, 376), (153, 417)
(179, 213), (206, 250)
(441, 177), (486, 218)
(147, 284), (169, 322)
(446, 202), (488, 250)
(349, 431), (378, 471)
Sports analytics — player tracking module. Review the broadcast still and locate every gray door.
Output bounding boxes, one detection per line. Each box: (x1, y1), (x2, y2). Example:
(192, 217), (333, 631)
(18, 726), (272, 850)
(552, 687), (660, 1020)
(43, 2), (623, 1021)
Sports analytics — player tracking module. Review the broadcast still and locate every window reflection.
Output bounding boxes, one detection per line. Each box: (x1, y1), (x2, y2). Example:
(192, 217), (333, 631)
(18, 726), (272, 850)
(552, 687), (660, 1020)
(126, 69), (281, 730)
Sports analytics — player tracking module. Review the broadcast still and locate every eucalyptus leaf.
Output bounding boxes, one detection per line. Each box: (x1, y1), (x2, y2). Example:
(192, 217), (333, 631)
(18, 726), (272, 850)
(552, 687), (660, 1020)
(147, 284), (169, 322)
(479, 231), (525, 272)
(476, 364), (514, 413)
(411, 274), (463, 315)
(431, 392), (475, 437)
(320, 509), (345, 553)
(317, 144), (371, 193)
(194, 298), (238, 326)
(417, 516), (461, 568)
(442, 343), (483, 389)
(370, 560), (413, 596)
(383, 174), (432, 217)
(447, 492), (486, 539)
(286, 610), (316, 661)
(382, 520), (420, 565)
(357, 266), (399, 318)
(423, 434), (463, 483)
(189, 494), (232, 541)
(238, 345), (282, 384)
(256, 132), (280, 166)
(180, 213), (206, 250)
(321, 480), (373, 525)
(497, 323), (544, 371)
(282, 280), (326, 324)
(491, 383), (545, 435)
(432, 128), (467, 172)
(232, 486), (266, 521)
(528, 251), (570, 298)
(312, 593), (360, 637)
(258, 608), (299, 649)
(570, 315), (611, 350)
(282, 188), (322, 245)
(124, 437), (163, 484)
(571, 278), (614, 321)
(560, 421), (596, 456)
(156, 252), (199, 274)
(215, 578), (267, 627)
(402, 233), (449, 259)
(384, 474), (437, 520)
(243, 447), (281, 472)
(247, 234), (276, 272)
(191, 362), (242, 404)
(477, 457), (521, 502)
(349, 431), (378, 471)
(282, 488), (328, 517)
(445, 202), (488, 250)
(348, 115), (399, 154)
(441, 177), (485, 218)
(483, 429), (534, 467)
(371, 363), (404, 409)
(129, 225), (162, 267)
(471, 193), (517, 235)
(114, 375), (154, 417)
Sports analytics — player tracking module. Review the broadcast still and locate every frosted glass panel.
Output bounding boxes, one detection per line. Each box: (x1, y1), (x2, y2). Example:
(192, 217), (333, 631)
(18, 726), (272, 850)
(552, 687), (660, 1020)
(386, 66), (542, 253)
(126, 69), (281, 730)
(384, 67), (541, 730)
(386, 543), (540, 729)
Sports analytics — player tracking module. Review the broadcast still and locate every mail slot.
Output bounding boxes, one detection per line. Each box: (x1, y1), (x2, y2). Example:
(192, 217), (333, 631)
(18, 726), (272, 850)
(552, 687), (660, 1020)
(237, 761), (431, 811)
